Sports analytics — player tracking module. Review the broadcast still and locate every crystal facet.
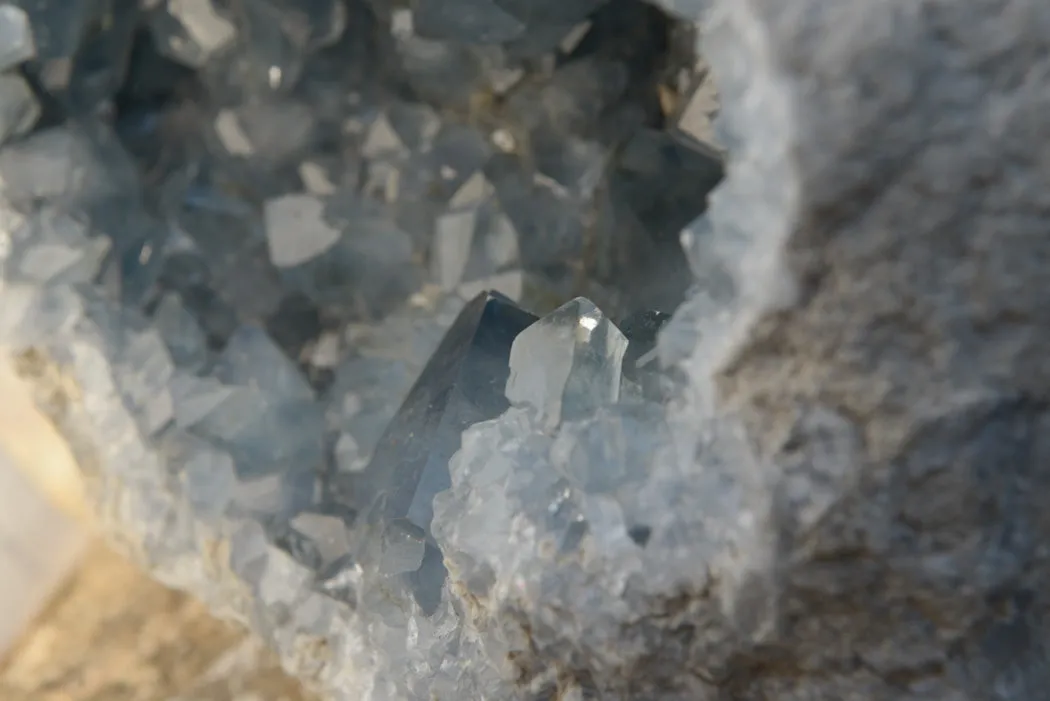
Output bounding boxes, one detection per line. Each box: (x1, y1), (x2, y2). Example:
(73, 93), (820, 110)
(345, 290), (537, 537)
(506, 297), (626, 426)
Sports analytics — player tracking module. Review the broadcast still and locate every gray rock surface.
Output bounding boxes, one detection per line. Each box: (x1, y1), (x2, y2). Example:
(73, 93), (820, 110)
(669, 1), (1050, 697)
(1, 0), (1048, 700)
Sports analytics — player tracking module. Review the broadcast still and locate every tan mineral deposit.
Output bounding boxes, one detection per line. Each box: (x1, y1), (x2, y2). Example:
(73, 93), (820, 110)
(0, 356), (314, 701)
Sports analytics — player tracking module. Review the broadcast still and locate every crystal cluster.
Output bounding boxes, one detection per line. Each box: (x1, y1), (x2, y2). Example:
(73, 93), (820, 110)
(3, 0), (1050, 700)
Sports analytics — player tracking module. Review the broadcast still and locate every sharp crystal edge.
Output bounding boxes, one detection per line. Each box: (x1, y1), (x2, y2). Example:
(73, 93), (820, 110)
(505, 296), (627, 427)
(2, 0), (1049, 699)
(350, 290), (537, 536)
(335, 290), (536, 612)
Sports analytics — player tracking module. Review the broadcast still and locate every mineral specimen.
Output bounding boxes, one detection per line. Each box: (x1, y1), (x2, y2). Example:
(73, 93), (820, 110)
(264, 193), (342, 268)
(344, 290), (537, 539)
(3, 0), (1048, 701)
(325, 292), (469, 474)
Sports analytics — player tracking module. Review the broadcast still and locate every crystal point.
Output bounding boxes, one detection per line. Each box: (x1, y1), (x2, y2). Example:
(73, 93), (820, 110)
(349, 290), (537, 537)
(506, 297), (626, 426)
(264, 193), (341, 268)
(333, 291), (534, 613)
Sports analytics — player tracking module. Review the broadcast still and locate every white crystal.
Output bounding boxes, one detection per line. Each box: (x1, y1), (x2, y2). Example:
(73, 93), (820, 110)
(361, 114), (408, 160)
(0, 4), (34, 71)
(677, 67), (720, 147)
(431, 209), (476, 290)
(488, 67), (524, 95)
(559, 21), (592, 54)
(0, 73), (40, 145)
(334, 431), (365, 473)
(506, 297), (626, 427)
(290, 512), (352, 568)
(17, 243), (86, 282)
(376, 523), (425, 576)
(109, 328), (176, 437)
(298, 161), (337, 196)
(479, 212), (518, 268)
(491, 128), (516, 153)
(309, 331), (341, 368)
(167, 0), (237, 66)
(0, 128), (122, 203)
(362, 159), (400, 203)
(390, 8), (414, 38)
(11, 208), (110, 285)
(0, 283), (34, 337)
(264, 194), (342, 268)
(256, 546), (312, 606)
(214, 109), (254, 156)
(448, 171), (491, 210)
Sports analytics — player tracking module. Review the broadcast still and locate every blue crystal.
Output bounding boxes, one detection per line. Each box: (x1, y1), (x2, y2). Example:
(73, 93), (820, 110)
(329, 290), (536, 614)
(348, 290), (537, 538)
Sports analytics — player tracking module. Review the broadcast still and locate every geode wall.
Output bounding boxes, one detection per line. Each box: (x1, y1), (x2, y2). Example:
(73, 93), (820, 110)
(675, 1), (1050, 698)
(1, 0), (1048, 700)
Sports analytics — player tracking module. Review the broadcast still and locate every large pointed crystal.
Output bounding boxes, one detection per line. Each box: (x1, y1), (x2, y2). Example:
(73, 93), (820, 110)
(505, 297), (626, 427)
(345, 290), (537, 538)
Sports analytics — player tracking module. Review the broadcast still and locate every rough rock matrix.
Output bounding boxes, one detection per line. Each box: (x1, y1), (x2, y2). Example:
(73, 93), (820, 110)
(1, 0), (1048, 700)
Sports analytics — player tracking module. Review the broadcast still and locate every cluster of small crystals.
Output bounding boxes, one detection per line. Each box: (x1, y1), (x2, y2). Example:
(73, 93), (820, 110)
(427, 293), (774, 699)
(0, 0), (730, 699)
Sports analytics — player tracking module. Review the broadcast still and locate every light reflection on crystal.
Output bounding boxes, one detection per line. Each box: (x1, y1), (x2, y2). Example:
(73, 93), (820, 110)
(506, 297), (626, 427)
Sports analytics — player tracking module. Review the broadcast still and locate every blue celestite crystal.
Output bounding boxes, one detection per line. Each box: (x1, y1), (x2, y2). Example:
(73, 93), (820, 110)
(0, 0), (765, 697)
(345, 290), (537, 537)
(330, 289), (535, 613)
